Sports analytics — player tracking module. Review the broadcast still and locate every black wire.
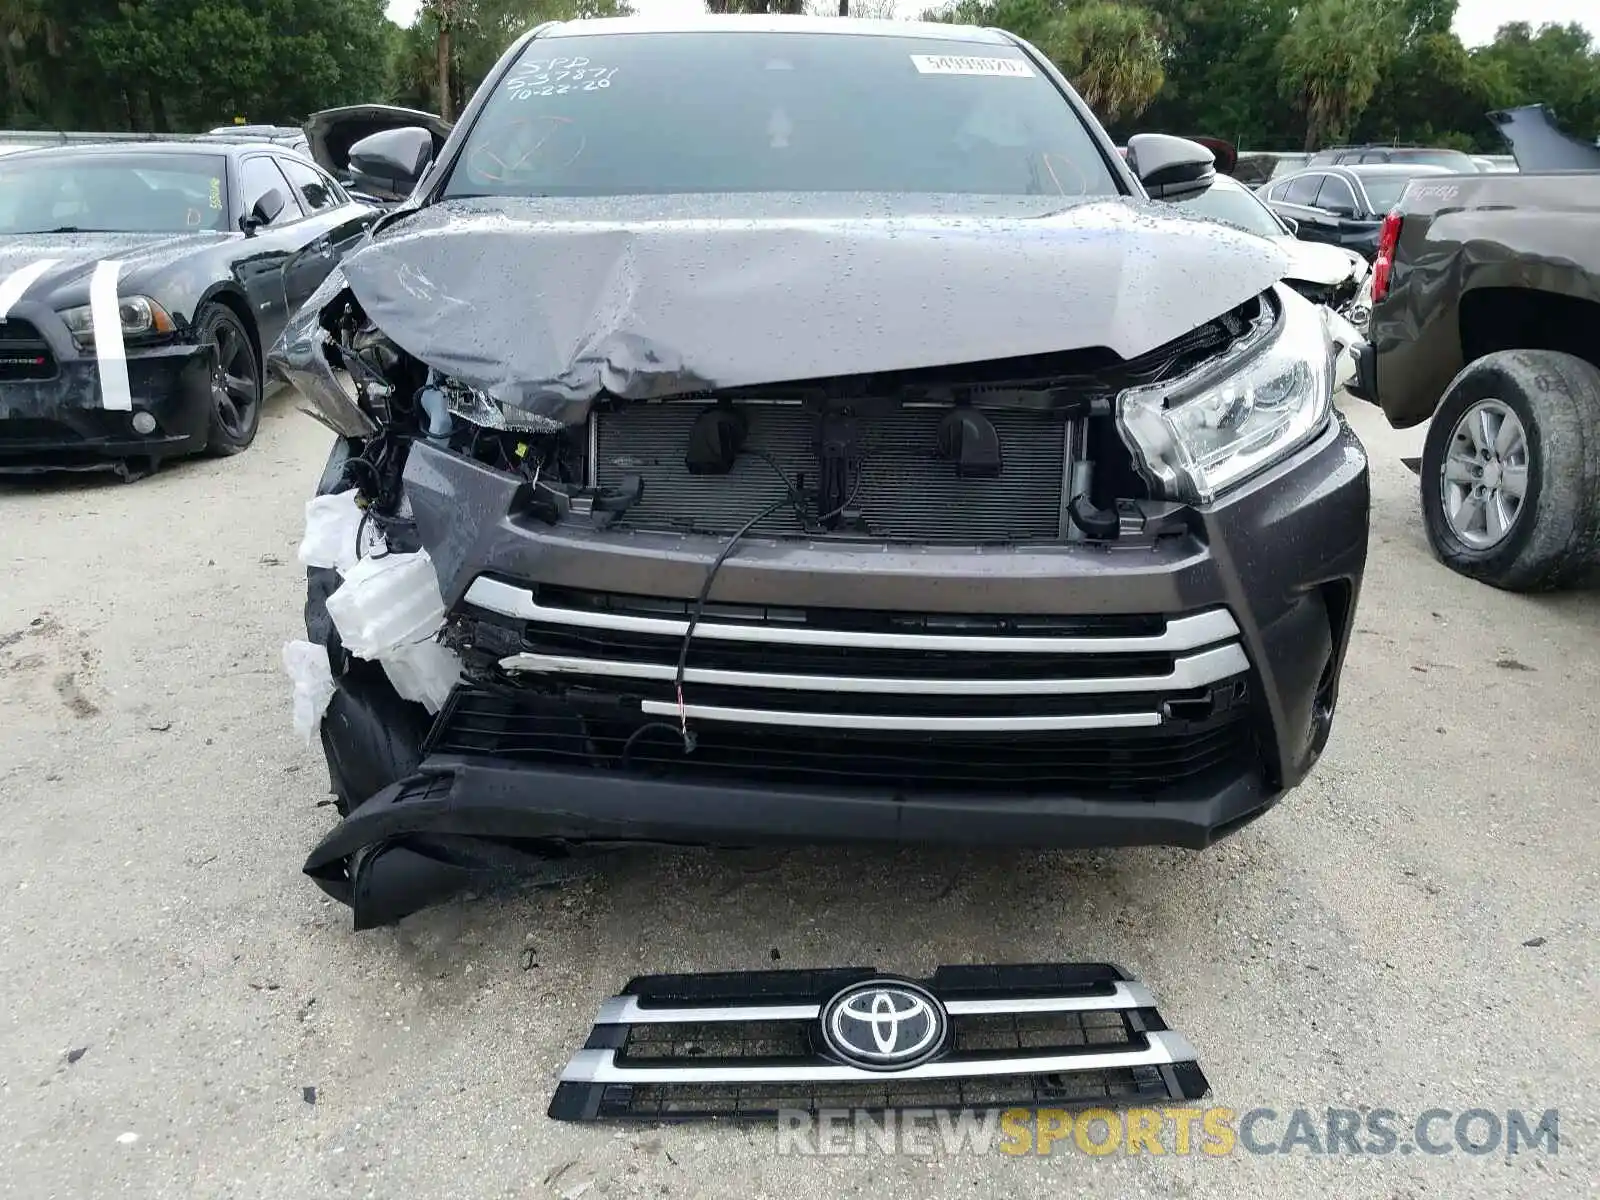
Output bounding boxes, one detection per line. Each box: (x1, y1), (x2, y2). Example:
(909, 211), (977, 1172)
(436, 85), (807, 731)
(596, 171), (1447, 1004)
(752, 447), (867, 530)
(620, 720), (689, 769)
(670, 490), (800, 751)
(750, 449), (808, 518)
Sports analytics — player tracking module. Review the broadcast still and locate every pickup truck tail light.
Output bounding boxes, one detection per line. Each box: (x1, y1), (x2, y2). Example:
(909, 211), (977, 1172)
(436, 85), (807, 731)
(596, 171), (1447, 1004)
(1372, 210), (1403, 304)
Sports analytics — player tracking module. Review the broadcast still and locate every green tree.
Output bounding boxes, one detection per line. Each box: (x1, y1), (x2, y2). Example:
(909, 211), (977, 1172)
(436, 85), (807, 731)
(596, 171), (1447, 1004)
(705, 1), (805, 12)
(393, 0), (633, 118)
(1277, 0), (1399, 150)
(1048, 1), (1164, 123)
(924, 0), (1165, 123)
(1471, 21), (1600, 142)
(1353, 29), (1510, 151)
(1137, 0), (1297, 148)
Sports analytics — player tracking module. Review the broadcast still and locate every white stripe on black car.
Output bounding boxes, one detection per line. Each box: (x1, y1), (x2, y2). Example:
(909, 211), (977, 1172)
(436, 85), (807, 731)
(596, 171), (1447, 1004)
(88, 259), (132, 411)
(0, 259), (60, 319)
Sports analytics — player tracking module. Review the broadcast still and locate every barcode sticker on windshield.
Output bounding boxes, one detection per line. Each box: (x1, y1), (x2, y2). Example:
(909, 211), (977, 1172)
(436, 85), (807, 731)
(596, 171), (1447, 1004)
(910, 54), (1034, 77)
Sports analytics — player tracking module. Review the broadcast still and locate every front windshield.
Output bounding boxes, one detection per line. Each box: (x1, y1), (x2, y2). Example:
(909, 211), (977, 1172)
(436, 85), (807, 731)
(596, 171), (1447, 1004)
(1170, 181), (1284, 238)
(444, 31), (1121, 199)
(0, 153), (229, 234)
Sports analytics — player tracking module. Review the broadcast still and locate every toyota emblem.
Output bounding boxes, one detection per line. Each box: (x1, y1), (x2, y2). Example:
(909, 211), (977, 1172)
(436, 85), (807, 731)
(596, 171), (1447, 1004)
(821, 980), (948, 1071)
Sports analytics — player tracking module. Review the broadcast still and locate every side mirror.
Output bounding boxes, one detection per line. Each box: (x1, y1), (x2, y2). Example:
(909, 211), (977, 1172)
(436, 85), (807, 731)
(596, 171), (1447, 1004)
(348, 127), (436, 202)
(242, 187), (286, 234)
(1126, 133), (1216, 201)
(1279, 214), (1299, 235)
(1320, 201), (1357, 219)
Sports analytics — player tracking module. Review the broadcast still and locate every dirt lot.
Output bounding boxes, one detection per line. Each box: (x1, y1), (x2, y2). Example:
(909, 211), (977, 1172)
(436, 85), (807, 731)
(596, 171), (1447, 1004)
(0, 392), (1595, 1199)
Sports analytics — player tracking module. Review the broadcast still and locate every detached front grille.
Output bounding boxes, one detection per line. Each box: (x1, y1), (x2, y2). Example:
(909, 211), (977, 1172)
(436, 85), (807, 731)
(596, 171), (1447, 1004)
(0, 319), (56, 381)
(549, 963), (1209, 1121)
(592, 401), (1073, 542)
(445, 581), (1260, 796)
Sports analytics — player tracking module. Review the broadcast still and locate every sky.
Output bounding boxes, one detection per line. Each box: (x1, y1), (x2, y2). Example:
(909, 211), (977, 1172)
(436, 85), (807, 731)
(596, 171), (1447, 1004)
(383, 0), (1600, 48)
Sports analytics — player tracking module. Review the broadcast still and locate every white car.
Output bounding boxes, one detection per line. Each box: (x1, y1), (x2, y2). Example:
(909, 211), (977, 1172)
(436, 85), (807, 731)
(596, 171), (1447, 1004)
(1170, 174), (1370, 318)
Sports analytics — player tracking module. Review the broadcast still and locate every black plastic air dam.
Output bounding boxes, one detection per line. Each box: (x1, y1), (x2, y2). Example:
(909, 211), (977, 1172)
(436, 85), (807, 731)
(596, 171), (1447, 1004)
(547, 962), (1210, 1122)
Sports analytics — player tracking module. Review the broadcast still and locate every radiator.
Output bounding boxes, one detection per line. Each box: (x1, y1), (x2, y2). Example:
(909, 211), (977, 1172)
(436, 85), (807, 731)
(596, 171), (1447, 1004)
(591, 400), (1073, 543)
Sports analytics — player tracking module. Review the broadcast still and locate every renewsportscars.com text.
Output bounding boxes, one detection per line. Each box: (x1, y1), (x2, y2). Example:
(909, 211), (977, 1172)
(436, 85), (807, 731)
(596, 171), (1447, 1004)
(775, 1106), (1560, 1158)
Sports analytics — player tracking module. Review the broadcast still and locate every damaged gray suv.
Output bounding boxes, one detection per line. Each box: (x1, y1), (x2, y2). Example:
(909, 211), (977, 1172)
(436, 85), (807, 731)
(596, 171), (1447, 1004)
(274, 15), (1370, 928)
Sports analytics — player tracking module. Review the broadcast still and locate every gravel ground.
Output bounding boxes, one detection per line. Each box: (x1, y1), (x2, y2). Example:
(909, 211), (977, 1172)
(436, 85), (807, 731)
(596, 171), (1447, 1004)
(0, 391), (1595, 1199)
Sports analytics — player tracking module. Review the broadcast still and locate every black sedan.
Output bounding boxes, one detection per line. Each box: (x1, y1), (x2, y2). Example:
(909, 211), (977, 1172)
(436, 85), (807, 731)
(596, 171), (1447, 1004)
(0, 140), (378, 477)
(1256, 162), (1458, 260)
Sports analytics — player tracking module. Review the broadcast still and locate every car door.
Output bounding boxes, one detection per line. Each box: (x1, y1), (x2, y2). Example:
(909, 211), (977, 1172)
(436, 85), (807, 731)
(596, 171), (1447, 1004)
(231, 153), (305, 347)
(1262, 172), (1326, 239)
(271, 153), (380, 312)
(1310, 174), (1382, 258)
(1279, 173), (1350, 248)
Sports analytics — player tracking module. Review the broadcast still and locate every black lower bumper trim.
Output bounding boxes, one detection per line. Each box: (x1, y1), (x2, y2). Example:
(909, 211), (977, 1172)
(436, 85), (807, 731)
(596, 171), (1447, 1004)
(304, 755), (1280, 927)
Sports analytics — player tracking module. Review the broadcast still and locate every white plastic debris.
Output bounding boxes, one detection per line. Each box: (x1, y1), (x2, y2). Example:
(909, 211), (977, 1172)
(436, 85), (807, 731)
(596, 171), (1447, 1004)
(297, 489), (385, 576)
(380, 637), (463, 714)
(325, 549), (447, 661)
(282, 640), (336, 745)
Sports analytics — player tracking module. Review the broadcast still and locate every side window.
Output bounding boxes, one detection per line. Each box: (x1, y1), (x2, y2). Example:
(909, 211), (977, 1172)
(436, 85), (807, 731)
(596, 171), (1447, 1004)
(1282, 173), (1323, 207)
(239, 156), (302, 225)
(1360, 151), (1389, 164)
(276, 155), (339, 214)
(1314, 175), (1358, 214)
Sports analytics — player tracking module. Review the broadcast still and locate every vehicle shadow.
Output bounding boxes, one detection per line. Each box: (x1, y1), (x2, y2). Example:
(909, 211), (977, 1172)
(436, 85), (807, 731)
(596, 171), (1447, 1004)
(372, 830), (1272, 1003)
(0, 380), (301, 498)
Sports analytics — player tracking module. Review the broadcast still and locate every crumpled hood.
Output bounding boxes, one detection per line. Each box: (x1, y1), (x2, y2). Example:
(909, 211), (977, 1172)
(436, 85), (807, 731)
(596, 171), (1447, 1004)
(0, 232), (230, 309)
(1278, 238), (1366, 287)
(336, 193), (1289, 424)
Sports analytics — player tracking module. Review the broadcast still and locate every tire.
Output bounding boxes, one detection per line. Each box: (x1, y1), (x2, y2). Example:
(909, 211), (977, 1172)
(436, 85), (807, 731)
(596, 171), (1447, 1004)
(198, 303), (263, 456)
(1420, 349), (1600, 591)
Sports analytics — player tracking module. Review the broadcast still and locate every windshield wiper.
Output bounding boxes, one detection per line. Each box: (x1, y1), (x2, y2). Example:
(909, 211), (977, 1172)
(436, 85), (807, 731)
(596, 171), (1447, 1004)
(20, 225), (96, 234)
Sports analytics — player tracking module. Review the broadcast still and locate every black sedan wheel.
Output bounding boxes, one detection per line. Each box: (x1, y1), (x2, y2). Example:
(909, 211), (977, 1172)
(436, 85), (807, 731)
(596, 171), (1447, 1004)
(199, 303), (262, 456)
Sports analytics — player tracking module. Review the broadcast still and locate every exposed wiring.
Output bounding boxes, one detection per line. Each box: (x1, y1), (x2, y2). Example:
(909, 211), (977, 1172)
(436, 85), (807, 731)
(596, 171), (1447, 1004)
(620, 720), (689, 769)
(752, 447), (867, 530)
(670, 491), (798, 752)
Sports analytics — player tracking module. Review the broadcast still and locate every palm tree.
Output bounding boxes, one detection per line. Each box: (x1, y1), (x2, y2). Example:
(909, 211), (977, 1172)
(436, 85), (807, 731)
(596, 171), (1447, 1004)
(1278, 0), (1398, 151)
(1044, 2), (1165, 124)
(423, 0), (467, 122)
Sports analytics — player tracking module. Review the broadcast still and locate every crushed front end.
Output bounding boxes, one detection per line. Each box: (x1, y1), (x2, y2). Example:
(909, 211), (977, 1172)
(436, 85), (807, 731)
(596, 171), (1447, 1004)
(276, 214), (1369, 930)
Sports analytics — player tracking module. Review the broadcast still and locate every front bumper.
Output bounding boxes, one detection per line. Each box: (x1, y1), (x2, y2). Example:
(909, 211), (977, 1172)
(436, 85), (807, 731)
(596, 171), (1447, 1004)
(306, 413), (1370, 921)
(0, 306), (212, 473)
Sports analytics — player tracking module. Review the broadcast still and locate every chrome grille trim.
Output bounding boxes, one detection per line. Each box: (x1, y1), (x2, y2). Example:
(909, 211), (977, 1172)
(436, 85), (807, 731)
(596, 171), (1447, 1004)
(638, 701), (1161, 732)
(593, 980), (1158, 1026)
(549, 964), (1210, 1121)
(464, 577), (1241, 654)
(497, 643), (1250, 695)
(559, 1031), (1198, 1085)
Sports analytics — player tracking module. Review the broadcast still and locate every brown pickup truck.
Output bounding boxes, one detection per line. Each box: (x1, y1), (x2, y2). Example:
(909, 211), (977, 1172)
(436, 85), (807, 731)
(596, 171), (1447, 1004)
(1349, 107), (1600, 590)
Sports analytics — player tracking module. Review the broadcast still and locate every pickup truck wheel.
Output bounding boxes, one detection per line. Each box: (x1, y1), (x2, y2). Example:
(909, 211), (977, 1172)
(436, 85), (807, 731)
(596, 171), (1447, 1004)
(1420, 349), (1600, 591)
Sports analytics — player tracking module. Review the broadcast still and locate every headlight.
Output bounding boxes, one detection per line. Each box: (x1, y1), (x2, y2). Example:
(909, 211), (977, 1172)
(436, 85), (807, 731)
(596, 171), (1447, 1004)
(1116, 286), (1335, 505)
(59, 296), (176, 346)
(443, 381), (564, 434)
